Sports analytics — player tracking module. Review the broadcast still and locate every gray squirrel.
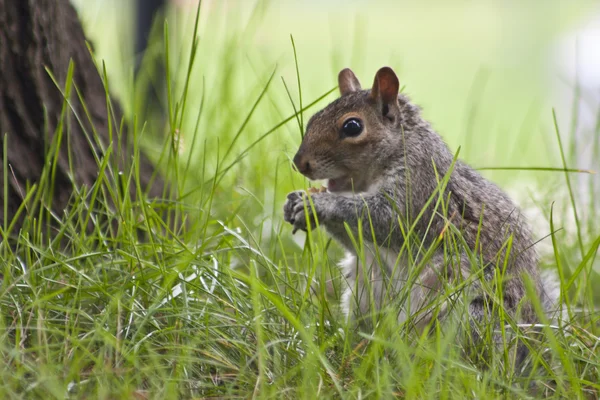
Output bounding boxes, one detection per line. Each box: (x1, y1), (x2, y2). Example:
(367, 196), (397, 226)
(283, 66), (559, 337)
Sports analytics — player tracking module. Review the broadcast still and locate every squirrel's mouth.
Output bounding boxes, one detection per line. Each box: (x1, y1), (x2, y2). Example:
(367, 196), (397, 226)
(327, 176), (353, 192)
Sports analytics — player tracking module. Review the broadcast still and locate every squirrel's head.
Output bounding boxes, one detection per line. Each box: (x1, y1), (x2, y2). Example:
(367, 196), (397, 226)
(293, 66), (407, 193)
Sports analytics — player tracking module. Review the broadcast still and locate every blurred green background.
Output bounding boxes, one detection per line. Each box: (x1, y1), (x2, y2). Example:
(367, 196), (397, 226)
(71, 1), (597, 162)
(71, 0), (599, 248)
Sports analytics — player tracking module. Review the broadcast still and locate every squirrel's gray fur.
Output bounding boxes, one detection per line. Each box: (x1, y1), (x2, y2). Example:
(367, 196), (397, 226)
(283, 67), (559, 340)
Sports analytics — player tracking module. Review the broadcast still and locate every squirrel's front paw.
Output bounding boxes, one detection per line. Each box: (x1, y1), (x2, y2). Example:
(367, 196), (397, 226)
(283, 190), (322, 233)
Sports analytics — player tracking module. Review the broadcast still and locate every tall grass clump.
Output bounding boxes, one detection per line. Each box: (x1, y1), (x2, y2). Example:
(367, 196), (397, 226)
(1, 1), (598, 398)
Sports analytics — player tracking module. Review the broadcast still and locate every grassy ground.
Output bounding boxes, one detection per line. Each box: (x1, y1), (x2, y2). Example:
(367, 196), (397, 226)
(1, 1), (599, 398)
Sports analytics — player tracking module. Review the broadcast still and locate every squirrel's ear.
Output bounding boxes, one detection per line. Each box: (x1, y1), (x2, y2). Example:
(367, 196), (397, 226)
(338, 68), (362, 96)
(370, 67), (400, 120)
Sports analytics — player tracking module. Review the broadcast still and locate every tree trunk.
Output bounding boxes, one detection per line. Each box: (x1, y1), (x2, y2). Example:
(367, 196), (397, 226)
(0, 0), (162, 237)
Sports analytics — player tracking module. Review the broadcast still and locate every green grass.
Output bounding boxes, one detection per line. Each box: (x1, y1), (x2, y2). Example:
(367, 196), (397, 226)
(1, 1), (599, 398)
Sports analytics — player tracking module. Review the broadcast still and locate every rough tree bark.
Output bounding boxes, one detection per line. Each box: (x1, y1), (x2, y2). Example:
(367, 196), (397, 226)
(0, 0), (163, 236)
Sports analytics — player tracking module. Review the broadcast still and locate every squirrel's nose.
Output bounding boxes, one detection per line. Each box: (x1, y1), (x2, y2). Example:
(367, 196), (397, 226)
(293, 152), (311, 175)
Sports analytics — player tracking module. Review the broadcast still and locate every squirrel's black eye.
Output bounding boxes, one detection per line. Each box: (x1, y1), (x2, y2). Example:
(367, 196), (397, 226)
(341, 118), (363, 137)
